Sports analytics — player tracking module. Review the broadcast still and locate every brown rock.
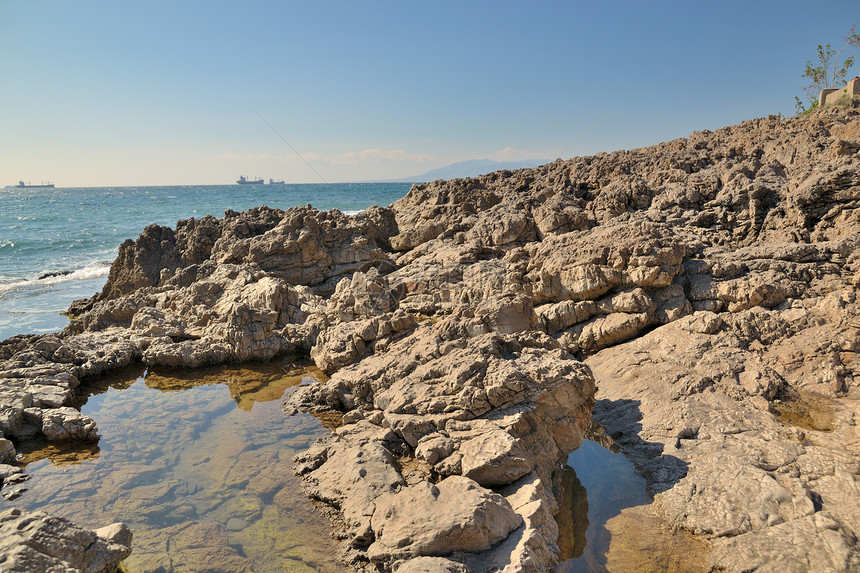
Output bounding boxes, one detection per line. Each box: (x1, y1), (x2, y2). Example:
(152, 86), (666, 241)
(367, 476), (522, 563)
(0, 508), (131, 573)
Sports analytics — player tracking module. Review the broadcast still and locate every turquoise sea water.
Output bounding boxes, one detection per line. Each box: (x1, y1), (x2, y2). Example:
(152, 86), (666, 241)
(0, 183), (412, 341)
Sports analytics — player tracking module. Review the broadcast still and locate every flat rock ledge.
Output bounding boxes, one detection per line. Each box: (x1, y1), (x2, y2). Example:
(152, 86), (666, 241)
(0, 508), (131, 573)
(1, 105), (860, 571)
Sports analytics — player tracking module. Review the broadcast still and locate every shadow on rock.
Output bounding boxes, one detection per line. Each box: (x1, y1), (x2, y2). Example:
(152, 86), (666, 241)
(592, 398), (688, 495)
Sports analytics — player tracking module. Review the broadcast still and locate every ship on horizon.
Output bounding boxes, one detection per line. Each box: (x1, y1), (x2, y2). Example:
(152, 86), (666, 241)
(236, 175), (264, 185)
(15, 180), (55, 189)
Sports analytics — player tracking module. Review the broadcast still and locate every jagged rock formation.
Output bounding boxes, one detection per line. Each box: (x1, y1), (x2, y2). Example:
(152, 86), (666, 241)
(0, 508), (132, 572)
(1, 104), (859, 571)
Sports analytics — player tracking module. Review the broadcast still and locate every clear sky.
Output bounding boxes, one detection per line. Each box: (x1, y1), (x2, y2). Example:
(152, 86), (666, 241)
(2, 1), (858, 186)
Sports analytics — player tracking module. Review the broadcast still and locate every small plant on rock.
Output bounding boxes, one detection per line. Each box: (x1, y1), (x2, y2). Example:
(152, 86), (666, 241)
(796, 26), (860, 114)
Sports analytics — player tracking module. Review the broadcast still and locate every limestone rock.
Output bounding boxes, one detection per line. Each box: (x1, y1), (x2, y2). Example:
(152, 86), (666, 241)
(305, 441), (406, 547)
(0, 508), (131, 573)
(457, 473), (562, 573)
(457, 427), (532, 488)
(395, 557), (471, 573)
(93, 205), (398, 305)
(707, 513), (858, 573)
(367, 476), (522, 564)
(287, 314), (595, 571)
(40, 407), (99, 441)
(0, 438), (16, 463)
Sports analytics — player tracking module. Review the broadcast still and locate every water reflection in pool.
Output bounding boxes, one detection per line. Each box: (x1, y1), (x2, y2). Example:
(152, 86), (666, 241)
(556, 434), (708, 572)
(8, 358), (343, 573)
(556, 438), (650, 572)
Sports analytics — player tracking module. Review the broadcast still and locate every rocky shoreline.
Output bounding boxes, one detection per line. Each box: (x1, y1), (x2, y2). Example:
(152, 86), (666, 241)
(1, 105), (859, 571)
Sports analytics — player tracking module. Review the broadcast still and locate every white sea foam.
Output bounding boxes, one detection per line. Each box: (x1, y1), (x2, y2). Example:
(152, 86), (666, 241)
(37, 261), (112, 285)
(0, 278), (32, 294)
(343, 209), (363, 216)
(0, 260), (112, 295)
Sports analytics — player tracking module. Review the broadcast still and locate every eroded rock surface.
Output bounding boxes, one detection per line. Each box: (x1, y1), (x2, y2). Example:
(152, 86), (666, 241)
(1, 105), (860, 570)
(0, 508), (131, 573)
(287, 313), (595, 570)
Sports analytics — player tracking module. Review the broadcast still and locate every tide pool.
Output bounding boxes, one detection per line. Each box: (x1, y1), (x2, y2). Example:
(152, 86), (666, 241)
(8, 357), (343, 572)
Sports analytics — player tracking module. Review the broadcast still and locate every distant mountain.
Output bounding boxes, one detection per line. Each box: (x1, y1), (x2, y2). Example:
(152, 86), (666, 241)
(395, 159), (550, 183)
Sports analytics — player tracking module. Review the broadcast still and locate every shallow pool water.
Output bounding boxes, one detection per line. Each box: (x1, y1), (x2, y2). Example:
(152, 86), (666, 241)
(556, 436), (708, 572)
(6, 358), (343, 573)
(556, 438), (650, 572)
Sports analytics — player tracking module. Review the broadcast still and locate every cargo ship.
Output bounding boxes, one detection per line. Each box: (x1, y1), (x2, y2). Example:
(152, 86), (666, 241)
(236, 176), (264, 185)
(16, 180), (55, 188)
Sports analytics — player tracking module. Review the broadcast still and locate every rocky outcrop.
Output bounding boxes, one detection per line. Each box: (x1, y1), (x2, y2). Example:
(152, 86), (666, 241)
(0, 508), (131, 572)
(90, 205), (398, 305)
(588, 297), (860, 572)
(287, 308), (595, 570)
(1, 104), (860, 570)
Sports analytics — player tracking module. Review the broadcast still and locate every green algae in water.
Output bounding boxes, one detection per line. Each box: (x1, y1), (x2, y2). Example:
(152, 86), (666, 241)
(770, 388), (836, 433)
(8, 358), (343, 573)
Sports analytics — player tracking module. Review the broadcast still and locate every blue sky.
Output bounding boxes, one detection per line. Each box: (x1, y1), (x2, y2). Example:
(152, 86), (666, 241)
(2, 1), (858, 186)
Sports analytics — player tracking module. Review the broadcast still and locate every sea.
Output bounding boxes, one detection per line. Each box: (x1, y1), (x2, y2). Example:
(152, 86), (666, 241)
(0, 183), (412, 342)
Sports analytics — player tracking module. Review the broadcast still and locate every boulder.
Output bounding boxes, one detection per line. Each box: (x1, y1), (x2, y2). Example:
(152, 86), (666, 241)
(367, 476), (522, 564)
(40, 407), (99, 441)
(0, 508), (131, 573)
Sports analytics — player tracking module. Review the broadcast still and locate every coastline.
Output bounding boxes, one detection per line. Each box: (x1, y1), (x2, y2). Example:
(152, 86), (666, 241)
(0, 182), (412, 342)
(1, 105), (859, 571)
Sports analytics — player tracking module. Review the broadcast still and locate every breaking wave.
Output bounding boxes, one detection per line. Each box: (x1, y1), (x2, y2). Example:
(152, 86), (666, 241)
(0, 260), (112, 296)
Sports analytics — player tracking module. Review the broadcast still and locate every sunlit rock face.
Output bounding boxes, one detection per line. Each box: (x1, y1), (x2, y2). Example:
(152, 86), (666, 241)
(1, 105), (860, 571)
(0, 508), (131, 573)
